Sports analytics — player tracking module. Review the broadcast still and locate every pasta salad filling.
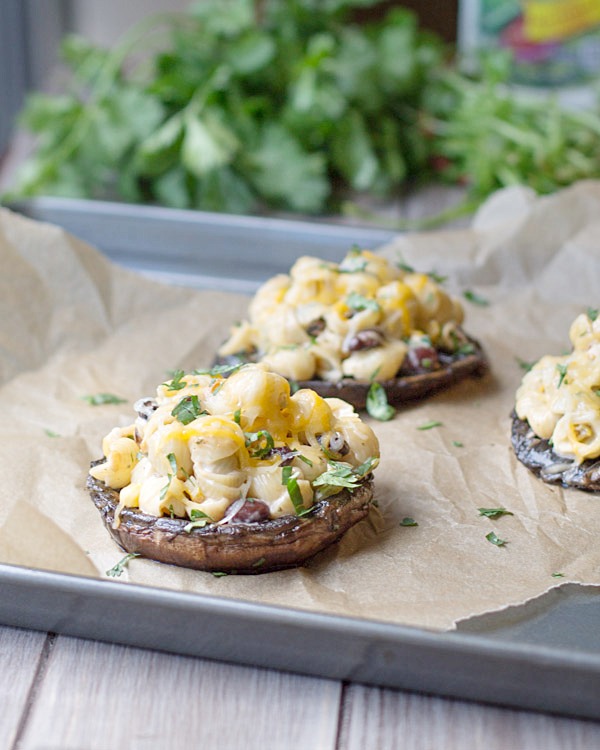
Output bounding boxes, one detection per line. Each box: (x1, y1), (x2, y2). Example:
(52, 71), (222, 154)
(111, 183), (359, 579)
(515, 310), (600, 464)
(89, 363), (380, 527)
(218, 248), (471, 383)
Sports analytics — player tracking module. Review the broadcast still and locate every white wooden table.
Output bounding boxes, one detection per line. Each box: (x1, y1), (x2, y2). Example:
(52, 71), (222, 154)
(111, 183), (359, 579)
(2, 623), (600, 750)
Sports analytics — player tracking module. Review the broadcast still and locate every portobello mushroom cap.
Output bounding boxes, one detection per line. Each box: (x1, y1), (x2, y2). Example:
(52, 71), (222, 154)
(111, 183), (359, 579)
(87, 462), (375, 573)
(510, 410), (600, 491)
(216, 333), (488, 410)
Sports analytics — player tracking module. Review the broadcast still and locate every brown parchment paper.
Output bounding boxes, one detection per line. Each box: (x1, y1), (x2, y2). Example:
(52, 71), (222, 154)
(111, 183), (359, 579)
(1, 181), (600, 631)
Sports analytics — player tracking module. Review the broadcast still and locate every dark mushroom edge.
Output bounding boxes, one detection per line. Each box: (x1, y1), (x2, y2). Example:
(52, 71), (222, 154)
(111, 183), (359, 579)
(87, 461), (375, 574)
(217, 332), (488, 410)
(510, 410), (600, 492)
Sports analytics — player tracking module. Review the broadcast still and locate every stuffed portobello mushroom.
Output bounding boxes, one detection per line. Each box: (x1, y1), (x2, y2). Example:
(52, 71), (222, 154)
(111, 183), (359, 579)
(512, 309), (600, 491)
(217, 248), (487, 411)
(87, 363), (380, 573)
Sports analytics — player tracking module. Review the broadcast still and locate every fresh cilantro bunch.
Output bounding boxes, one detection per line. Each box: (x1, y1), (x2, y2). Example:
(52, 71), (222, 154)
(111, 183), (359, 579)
(9, 0), (443, 214)
(421, 52), (600, 206)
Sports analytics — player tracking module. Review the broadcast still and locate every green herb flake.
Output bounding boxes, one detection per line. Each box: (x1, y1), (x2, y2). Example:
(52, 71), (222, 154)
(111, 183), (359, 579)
(516, 357), (535, 372)
(417, 420), (443, 431)
(82, 393), (127, 406)
(252, 557), (266, 568)
(281, 465), (293, 485)
(463, 289), (490, 306)
(168, 504), (175, 519)
(396, 257), (415, 273)
(551, 572), (565, 578)
(212, 571), (228, 578)
(171, 394), (204, 425)
(478, 507), (513, 519)
(44, 428), (60, 438)
(346, 291), (380, 314)
(312, 457), (377, 497)
(296, 454), (313, 467)
(193, 363), (243, 377)
(428, 270), (447, 284)
(245, 429), (274, 459)
(106, 552), (140, 577)
(286, 475), (306, 515)
(166, 452), (178, 476)
(486, 531), (508, 547)
(184, 509), (213, 533)
(366, 382), (395, 421)
(587, 307), (598, 322)
(556, 363), (568, 388)
(452, 440), (464, 448)
(233, 409), (242, 425)
(400, 517), (418, 527)
(163, 369), (187, 391)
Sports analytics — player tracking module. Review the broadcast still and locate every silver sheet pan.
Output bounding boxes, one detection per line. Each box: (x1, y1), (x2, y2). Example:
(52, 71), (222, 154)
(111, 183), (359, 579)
(2, 197), (600, 720)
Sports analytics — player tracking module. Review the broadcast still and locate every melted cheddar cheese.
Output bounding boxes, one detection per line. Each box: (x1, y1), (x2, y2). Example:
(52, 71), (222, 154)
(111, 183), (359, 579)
(515, 311), (600, 464)
(90, 363), (379, 526)
(218, 249), (465, 382)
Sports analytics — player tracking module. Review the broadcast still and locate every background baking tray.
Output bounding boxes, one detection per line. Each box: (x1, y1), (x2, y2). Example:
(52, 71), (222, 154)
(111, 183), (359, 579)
(3, 197), (600, 720)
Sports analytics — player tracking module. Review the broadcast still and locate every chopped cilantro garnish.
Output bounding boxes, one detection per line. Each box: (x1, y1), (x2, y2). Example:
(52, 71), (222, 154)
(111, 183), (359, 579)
(233, 409), (241, 424)
(193, 363), (243, 377)
(312, 458), (377, 499)
(400, 517), (418, 527)
(184, 509), (213, 532)
(82, 393), (127, 406)
(171, 394), (204, 424)
(286, 475), (306, 514)
(452, 440), (464, 448)
(296, 454), (313, 467)
(516, 357), (535, 372)
(551, 572), (565, 578)
(252, 557), (266, 568)
(159, 479), (171, 503)
(366, 382), (395, 421)
(212, 571), (228, 577)
(417, 420), (442, 430)
(587, 307), (598, 322)
(281, 465), (293, 484)
(485, 531), (508, 547)
(478, 507), (513, 519)
(44, 428), (60, 438)
(168, 504), (175, 519)
(346, 291), (380, 313)
(339, 247), (368, 273)
(166, 452), (178, 476)
(163, 369), (187, 391)
(427, 270), (447, 284)
(106, 552), (140, 577)
(556, 363), (568, 387)
(245, 430), (274, 459)
(396, 256), (414, 273)
(463, 289), (490, 306)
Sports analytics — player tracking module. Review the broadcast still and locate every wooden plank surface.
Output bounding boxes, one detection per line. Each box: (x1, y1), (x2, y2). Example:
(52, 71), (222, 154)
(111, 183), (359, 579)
(0, 625), (47, 749)
(16, 634), (342, 750)
(337, 684), (600, 750)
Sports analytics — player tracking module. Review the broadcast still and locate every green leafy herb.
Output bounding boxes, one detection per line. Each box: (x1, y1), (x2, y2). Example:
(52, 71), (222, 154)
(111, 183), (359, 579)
(184, 509), (213, 532)
(171, 394), (204, 424)
(417, 420), (442, 431)
(312, 457), (377, 499)
(556, 363), (568, 387)
(233, 409), (241, 425)
(478, 507), (513, 519)
(44, 428), (60, 438)
(366, 382), (395, 421)
(252, 557), (266, 568)
(551, 572), (565, 578)
(485, 531), (508, 547)
(166, 452), (178, 476)
(346, 291), (380, 314)
(159, 479), (171, 504)
(245, 429), (274, 459)
(168, 504), (175, 519)
(427, 270), (447, 284)
(82, 393), (126, 406)
(516, 357), (535, 372)
(463, 289), (489, 307)
(281, 465), (293, 485)
(452, 440), (464, 447)
(106, 552), (140, 577)
(286, 475), (306, 515)
(163, 370), (186, 391)
(397, 258), (415, 273)
(400, 517), (418, 527)
(296, 454), (313, 467)
(338, 247), (367, 273)
(212, 571), (228, 578)
(193, 363), (243, 377)
(587, 308), (598, 322)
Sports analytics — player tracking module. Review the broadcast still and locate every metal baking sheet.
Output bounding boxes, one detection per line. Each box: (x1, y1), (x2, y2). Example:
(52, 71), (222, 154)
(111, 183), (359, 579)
(3, 197), (600, 720)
